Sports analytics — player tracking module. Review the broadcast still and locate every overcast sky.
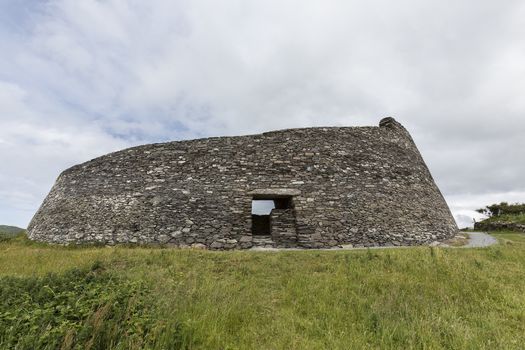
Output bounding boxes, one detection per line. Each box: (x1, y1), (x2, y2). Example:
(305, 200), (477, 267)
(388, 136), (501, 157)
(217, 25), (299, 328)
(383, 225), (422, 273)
(1, 0), (524, 228)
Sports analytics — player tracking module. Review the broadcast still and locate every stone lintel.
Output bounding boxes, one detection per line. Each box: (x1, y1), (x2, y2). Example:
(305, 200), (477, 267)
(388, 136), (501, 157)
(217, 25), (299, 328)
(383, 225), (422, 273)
(248, 188), (301, 198)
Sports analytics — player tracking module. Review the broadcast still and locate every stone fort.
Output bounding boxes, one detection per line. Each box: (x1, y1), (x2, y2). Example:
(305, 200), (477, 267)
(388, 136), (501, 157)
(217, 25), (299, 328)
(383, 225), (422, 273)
(28, 117), (458, 249)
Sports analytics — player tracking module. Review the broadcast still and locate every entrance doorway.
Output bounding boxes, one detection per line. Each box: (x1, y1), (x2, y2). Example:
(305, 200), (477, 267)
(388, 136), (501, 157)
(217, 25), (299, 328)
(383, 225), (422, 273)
(251, 197), (293, 235)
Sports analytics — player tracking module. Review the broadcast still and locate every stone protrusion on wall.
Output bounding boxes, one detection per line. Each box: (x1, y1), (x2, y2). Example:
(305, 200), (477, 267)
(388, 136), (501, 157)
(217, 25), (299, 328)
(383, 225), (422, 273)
(28, 118), (458, 248)
(379, 117), (400, 128)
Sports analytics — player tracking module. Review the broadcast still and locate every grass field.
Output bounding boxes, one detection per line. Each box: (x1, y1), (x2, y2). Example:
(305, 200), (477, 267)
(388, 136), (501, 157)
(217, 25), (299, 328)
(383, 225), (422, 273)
(1, 232), (524, 349)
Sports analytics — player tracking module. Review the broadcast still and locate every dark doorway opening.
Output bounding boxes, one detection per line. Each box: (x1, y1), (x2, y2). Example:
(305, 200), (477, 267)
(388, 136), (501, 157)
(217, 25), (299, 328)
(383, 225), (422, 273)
(251, 214), (271, 235)
(251, 197), (293, 235)
(251, 200), (274, 235)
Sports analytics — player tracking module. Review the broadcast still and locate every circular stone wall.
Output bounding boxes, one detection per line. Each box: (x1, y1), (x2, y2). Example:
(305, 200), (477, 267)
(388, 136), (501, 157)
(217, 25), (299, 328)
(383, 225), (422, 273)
(28, 118), (458, 248)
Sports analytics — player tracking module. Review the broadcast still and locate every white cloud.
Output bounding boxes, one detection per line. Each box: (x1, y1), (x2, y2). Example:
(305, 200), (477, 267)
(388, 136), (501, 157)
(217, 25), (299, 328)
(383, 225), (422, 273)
(0, 81), (130, 226)
(1, 0), (525, 226)
(446, 191), (525, 228)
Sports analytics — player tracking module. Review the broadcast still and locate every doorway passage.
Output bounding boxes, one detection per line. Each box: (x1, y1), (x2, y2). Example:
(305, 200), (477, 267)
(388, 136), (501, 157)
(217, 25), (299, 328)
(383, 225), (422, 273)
(251, 197), (293, 235)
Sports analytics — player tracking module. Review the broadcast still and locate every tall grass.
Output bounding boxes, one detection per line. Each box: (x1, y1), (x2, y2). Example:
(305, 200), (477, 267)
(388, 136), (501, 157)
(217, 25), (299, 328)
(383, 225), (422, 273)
(1, 232), (524, 349)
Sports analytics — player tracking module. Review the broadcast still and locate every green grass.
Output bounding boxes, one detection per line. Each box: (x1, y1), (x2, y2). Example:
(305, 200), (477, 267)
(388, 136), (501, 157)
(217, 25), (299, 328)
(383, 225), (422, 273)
(490, 230), (525, 244)
(482, 213), (525, 224)
(1, 232), (525, 349)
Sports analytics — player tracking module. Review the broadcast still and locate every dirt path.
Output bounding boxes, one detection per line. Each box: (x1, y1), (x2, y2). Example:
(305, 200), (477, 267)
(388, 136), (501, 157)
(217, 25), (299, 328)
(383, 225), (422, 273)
(462, 231), (498, 248)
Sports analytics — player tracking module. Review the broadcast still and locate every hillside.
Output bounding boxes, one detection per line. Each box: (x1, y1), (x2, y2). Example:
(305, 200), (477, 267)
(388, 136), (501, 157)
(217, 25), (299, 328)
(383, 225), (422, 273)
(1, 232), (524, 349)
(480, 213), (525, 225)
(0, 225), (25, 236)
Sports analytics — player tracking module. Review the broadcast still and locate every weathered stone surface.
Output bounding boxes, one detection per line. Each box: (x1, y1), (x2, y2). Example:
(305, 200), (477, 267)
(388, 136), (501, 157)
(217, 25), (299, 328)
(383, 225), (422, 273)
(28, 118), (458, 248)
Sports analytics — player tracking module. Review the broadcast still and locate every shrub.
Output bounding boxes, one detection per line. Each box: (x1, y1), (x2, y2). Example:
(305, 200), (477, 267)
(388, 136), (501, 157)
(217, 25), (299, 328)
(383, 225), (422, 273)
(0, 262), (176, 350)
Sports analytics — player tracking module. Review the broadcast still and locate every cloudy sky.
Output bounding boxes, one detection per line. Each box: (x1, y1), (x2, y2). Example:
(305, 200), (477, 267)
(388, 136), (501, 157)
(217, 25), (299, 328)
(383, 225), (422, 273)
(1, 0), (524, 228)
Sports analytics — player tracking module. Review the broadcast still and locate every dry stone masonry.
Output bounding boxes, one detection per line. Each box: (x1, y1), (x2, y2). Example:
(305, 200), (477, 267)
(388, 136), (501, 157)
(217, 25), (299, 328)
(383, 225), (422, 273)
(28, 118), (458, 249)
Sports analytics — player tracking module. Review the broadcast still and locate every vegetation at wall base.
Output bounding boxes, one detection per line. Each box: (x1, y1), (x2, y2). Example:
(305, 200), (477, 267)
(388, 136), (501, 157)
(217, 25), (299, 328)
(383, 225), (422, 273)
(1, 231), (524, 349)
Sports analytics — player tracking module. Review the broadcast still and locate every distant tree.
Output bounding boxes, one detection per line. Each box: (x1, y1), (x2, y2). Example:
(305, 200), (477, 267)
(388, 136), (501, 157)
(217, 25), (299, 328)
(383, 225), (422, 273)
(476, 202), (525, 217)
(475, 208), (488, 216)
